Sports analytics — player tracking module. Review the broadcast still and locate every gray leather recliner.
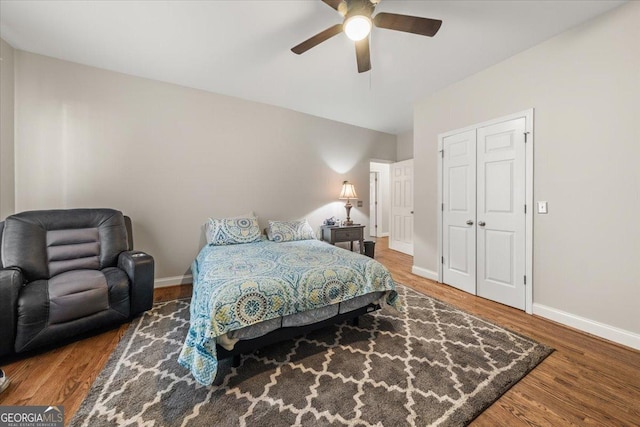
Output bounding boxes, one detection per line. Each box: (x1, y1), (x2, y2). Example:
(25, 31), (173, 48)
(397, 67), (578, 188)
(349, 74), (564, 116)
(0, 208), (154, 357)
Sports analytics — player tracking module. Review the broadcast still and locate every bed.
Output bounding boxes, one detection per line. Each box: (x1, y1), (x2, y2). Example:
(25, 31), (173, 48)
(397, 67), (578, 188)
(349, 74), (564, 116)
(178, 235), (400, 385)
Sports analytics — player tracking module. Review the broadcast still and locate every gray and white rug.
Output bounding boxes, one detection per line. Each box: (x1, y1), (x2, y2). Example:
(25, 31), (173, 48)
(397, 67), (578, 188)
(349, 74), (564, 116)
(70, 284), (552, 427)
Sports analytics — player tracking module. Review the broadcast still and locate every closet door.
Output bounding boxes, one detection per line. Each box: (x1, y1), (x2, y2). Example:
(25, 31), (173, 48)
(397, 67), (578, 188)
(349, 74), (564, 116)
(476, 118), (526, 310)
(442, 130), (477, 294)
(440, 116), (527, 310)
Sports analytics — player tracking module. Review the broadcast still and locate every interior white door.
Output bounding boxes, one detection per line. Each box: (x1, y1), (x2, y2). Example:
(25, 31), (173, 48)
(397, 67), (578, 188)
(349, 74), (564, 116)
(390, 159), (414, 255)
(442, 130), (477, 294)
(476, 118), (526, 309)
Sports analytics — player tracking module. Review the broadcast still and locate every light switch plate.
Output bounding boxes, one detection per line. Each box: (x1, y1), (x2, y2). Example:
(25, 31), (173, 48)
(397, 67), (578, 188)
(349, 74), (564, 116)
(537, 201), (548, 214)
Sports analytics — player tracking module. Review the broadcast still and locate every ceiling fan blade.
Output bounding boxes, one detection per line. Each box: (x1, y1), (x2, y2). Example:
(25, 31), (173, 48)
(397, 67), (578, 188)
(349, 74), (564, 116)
(291, 24), (344, 55)
(373, 12), (442, 37)
(355, 37), (371, 73)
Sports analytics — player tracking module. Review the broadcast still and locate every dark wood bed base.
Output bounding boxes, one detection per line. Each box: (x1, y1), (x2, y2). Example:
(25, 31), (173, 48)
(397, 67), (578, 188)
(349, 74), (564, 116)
(217, 303), (382, 367)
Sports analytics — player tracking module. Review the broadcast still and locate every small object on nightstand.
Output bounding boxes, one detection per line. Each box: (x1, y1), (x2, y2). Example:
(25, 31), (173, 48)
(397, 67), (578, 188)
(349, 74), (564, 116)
(321, 224), (365, 254)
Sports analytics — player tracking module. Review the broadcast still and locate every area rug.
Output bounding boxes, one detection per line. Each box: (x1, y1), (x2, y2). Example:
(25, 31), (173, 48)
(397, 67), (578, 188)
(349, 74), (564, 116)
(70, 284), (552, 427)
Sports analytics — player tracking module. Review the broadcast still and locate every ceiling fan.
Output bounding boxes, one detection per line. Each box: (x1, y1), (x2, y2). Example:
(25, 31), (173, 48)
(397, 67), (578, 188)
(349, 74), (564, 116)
(291, 0), (442, 73)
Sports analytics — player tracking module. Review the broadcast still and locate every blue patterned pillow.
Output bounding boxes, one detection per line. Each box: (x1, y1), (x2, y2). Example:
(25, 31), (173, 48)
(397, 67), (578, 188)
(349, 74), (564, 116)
(206, 217), (261, 246)
(267, 219), (316, 242)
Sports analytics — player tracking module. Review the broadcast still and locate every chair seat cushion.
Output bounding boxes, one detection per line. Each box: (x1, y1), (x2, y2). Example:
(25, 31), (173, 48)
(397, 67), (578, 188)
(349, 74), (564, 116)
(49, 270), (109, 324)
(15, 268), (131, 353)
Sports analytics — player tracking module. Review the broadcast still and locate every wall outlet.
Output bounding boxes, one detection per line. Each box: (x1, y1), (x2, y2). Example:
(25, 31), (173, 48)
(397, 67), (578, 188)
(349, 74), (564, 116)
(357, 201), (363, 207)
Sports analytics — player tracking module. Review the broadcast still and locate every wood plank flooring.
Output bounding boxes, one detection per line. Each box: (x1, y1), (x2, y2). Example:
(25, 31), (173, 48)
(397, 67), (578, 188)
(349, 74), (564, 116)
(1, 237), (638, 426)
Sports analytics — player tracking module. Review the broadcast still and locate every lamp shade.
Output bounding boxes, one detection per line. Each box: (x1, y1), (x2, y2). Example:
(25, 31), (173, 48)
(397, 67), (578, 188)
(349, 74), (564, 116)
(339, 181), (358, 200)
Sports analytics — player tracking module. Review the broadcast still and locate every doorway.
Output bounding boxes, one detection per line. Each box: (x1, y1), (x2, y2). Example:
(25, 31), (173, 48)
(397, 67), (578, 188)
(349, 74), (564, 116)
(438, 110), (533, 312)
(369, 162), (390, 238)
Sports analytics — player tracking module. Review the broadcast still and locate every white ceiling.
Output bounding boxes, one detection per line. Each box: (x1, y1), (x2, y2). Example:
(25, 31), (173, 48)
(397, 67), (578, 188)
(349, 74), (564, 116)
(0, 0), (625, 134)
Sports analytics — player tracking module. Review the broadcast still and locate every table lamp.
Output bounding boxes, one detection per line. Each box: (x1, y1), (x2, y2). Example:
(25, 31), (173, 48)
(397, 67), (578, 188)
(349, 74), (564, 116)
(339, 181), (358, 226)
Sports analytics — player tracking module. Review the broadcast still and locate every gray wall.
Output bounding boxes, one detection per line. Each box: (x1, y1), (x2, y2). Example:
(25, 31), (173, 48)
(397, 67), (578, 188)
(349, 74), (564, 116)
(414, 2), (639, 335)
(396, 130), (413, 161)
(0, 38), (15, 219)
(14, 51), (396, 281)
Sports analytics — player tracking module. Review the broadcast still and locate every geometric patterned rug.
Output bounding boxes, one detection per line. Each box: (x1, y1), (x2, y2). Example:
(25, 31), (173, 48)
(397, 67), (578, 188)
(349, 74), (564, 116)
(70, 284), (552, 427)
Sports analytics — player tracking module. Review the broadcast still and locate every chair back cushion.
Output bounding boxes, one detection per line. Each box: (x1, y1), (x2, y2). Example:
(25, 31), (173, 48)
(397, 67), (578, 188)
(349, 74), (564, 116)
(1, 209), (128, 281)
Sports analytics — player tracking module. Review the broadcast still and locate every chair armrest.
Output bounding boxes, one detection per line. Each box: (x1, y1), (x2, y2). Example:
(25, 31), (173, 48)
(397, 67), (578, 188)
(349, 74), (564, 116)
(0, 267), (24, 356)
(118, 251), (154, 317)
(124, 216), (134, 251)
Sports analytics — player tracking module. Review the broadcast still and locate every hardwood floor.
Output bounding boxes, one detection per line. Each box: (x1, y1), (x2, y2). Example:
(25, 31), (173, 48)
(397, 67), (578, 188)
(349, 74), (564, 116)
(1, 237), (638, 426)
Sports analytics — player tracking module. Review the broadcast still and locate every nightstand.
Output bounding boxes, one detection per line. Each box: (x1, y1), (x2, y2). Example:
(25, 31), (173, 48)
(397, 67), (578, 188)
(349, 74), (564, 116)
(321, 225), (365, 254)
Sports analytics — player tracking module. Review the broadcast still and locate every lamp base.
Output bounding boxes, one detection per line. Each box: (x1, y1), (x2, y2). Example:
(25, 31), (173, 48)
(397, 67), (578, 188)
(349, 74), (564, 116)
(344, 202), (353, 226)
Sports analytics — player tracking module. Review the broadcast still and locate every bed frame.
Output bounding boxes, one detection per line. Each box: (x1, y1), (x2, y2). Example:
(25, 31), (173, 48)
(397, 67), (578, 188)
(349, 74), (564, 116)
(217, 303), (382, 367)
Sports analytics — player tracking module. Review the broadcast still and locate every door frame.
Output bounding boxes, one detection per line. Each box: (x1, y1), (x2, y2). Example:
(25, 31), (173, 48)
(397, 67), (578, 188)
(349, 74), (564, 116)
(369, 171), (380, 237)
(437, 109), (534, 314)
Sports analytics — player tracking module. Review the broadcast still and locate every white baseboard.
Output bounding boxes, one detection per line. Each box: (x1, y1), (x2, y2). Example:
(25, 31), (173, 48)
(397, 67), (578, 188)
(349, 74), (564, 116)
(411, 265), (439, 281)
(154, 274), (193, 288)
(369, 232), (389, 238)
(533, 303), (640, 351)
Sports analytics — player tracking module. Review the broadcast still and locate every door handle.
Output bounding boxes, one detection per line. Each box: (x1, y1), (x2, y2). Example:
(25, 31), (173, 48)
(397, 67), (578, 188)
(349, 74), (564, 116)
(478, 221), (486, 227)
(410, 211), (414, 214)
(466, 220), (473, 225)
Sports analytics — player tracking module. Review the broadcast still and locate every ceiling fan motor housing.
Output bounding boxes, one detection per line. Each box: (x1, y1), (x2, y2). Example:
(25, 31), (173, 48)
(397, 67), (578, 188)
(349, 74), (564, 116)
(344, 0), (376, 20)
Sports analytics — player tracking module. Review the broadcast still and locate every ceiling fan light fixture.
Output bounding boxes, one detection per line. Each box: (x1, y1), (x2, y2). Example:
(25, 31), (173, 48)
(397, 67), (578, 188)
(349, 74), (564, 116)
(343, 15), (372, 41)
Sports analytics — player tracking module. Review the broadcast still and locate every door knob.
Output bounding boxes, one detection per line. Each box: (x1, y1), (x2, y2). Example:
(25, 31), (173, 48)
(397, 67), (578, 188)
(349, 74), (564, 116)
(466, 220), (474, 225)
(478, 221), (486, 227)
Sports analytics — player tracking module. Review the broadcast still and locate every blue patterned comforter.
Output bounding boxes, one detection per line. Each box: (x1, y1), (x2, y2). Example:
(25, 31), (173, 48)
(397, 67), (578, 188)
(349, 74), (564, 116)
(178, 238), (399, 385)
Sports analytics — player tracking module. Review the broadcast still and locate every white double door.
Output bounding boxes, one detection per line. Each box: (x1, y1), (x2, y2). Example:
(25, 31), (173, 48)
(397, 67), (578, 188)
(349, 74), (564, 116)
(442, 117), (526, 310)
